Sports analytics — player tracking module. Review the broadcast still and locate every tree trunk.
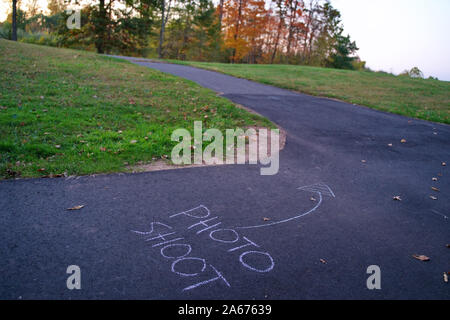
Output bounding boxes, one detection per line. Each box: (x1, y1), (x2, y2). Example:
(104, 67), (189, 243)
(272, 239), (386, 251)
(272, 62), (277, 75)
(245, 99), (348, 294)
(95, 0), (107, 54)
(286, 0), (298, 56)
(231, 0), (243, 63)
(271, 1), (284, 64)
(271, 19), (282, 64)
(218, 0), (224, 28)
(158, 1), (166, 59)
(12, 0), (17, 41)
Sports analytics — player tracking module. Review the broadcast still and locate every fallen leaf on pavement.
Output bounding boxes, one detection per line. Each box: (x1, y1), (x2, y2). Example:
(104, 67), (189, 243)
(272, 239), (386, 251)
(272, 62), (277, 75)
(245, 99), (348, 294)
(401, 139), (407, 143)
(412, 254), (430, 262)
(310, 197), (317, 202)
(393, 196), (402, 201)
(263, 217), (271, 221)
(320, 259), (327, 264)
(67, 205), (85, 211)
(431, 187), (440, 192)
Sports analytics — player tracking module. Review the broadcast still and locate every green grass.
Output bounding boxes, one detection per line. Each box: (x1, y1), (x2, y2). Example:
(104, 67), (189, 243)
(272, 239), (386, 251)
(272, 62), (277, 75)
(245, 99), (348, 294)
(166, 60), (450, 124)
(0, 40), (273, 179)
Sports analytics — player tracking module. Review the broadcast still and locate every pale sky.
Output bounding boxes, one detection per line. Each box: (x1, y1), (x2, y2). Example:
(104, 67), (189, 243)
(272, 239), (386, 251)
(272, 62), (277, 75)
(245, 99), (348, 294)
(1, 0), (449, 80)
(332, 0), (450, 80)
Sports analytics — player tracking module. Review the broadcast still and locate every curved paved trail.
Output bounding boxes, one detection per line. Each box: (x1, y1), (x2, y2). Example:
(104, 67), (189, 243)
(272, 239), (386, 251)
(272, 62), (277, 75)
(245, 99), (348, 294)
(1, 58), (449, 300)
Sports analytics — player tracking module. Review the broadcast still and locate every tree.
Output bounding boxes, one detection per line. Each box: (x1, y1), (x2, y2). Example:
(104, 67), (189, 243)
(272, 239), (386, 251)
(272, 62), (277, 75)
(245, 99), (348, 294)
(48, 0), (67, 15)
(223, 0), (245, 62)
(409, 67), (424, 78)
(270, 0), (287, 64)
(218, 0), (224, 27)
(190, 0), (223, 61)
(328, 33), (358, 69)
(401, 67), (424, 79)
(308, 1), (358, 69)
(158, 0), (173, 58)
(222, 0), (268, 63)
(243, 0), (268, 63)
(12, 0), (17, 41)
(286, 0), (305, 57)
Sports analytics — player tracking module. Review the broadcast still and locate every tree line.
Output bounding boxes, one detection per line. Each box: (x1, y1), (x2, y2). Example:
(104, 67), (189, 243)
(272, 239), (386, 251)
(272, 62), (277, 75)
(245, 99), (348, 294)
(1, 0), (364, 69)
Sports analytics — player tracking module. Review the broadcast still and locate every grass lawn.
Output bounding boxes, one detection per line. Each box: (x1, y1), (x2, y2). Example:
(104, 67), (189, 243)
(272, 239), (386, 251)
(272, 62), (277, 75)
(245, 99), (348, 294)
(0, 40), (272, 179)
(167, 60), (450, 124)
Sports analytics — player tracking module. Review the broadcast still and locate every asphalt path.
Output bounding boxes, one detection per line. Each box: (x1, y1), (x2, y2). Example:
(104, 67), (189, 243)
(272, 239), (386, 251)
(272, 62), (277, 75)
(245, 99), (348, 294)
(1, 57), (449, 300)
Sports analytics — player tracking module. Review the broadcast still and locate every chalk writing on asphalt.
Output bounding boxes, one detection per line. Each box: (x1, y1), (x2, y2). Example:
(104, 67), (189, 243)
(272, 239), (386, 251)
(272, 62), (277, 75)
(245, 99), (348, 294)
(131, 183), (335, 292)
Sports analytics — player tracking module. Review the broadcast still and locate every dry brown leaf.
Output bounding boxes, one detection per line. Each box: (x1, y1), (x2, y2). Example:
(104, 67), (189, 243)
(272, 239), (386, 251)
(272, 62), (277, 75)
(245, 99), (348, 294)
(67, 205), (85, 211)
(412, 254), (430, 262)
(401, 139), (407, 143)
(263, 217), (271, 222)
(431, 187), (440, 192)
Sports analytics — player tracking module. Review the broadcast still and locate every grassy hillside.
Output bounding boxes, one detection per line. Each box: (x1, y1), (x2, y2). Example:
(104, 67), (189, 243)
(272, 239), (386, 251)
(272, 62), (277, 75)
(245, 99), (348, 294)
(0, 40), (272, 179)
(168, 60), (450, 124)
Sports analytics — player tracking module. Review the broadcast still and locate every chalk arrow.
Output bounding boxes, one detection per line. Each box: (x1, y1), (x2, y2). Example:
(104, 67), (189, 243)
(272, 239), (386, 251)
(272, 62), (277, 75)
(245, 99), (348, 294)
(236, 183), (335, 230)
(298, 183), (335, 198)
